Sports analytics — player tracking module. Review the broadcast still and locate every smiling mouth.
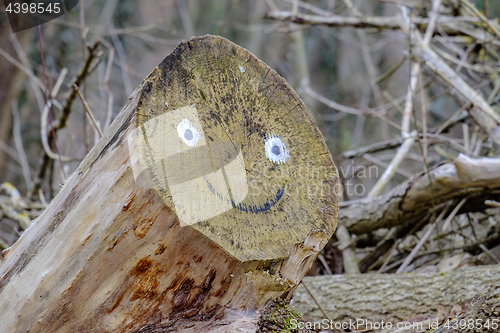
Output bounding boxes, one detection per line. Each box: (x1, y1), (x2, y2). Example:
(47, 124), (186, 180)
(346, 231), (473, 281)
(204, 177), (284, 213)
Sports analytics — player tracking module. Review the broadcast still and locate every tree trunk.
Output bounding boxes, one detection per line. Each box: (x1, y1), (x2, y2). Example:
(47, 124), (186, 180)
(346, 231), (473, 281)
(0, 35), (339, 332)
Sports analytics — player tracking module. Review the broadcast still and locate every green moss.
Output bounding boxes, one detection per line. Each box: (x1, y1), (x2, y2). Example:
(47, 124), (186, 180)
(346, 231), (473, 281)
(257, 299), (316, 333)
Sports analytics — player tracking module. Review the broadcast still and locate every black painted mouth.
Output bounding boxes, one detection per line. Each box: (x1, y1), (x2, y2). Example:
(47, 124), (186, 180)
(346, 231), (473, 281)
(204, 177), (284, 213)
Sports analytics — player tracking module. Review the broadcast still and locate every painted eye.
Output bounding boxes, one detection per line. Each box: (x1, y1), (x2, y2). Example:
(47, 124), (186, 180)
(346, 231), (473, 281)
(177, 118), (201, 147)
(264, 133), (289, 164)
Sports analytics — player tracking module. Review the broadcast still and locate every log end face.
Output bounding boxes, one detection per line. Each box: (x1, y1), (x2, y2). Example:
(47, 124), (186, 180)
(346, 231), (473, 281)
(132, 34), (339, 262)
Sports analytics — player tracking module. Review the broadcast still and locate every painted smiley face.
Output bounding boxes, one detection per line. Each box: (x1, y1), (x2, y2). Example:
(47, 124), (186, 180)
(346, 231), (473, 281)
(132, 106), (291, 223)
(131, 36), (338, 261)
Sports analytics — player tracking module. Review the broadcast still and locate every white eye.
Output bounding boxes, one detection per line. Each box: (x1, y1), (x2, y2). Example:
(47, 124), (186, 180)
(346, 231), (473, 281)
(264, 133), (289, 164)
(177, 118), (201, 147)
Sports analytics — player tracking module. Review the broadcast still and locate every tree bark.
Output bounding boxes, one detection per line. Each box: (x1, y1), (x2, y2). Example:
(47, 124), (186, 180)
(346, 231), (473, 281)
(339, 154), (500, 235)
(292, 265), (500, 325)
(434, 285), (500, 333)
(0, 36), (338, 332)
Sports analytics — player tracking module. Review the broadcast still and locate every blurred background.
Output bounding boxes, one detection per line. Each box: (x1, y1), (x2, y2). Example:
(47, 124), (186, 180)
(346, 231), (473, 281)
(0, 0), (422, 193)
(1, 0), (500, 277)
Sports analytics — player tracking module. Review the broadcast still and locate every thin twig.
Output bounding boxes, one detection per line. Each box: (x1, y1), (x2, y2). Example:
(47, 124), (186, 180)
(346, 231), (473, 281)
(11, 100), (32, 191)
(305, 86), (364, 115)
(317, 254), (333, 275)
(301, 280), (332, 322)
(441, 198), (467, 232)
(362, 153), (413, 178)
(280, 0), (332, 16)
(108, 22), (133, 95)
(479, 244), (500, 264)
(39, 69), (74, 162)
(98, 38), (115, 131)
(307, 86), (402, 130)
(458, 0), (500, 39)
(0, 140), (20, 164)
(368, 131), (416, 198)
(0, 46), (43, 102)
(375, 55), (407, 83)
(396, 223), (434, 274)
(416, 41), (500, 131)
(342, 0), (386, 110)
(417, 0), (443, 162)
(401, 63), (420, 137)
(423, 0), (442, 44)
(8, 33), (45, 111)
(485, 200), (500, 208)
(176, 0), (195, 38)
(74, 84), (103, 137)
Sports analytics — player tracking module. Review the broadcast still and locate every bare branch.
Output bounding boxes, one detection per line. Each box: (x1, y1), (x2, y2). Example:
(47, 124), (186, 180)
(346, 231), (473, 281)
(265, 10), (482, 31)
(340, 154), (500, 235)
(30, 41), (102, 198)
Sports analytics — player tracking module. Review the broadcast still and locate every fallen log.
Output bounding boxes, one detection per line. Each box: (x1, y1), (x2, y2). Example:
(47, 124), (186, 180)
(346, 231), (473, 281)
(0, 35), (339, 332)
(292, 265), (500, 326)
(339, 154), (500, 235)
(434, 285), (500, 333)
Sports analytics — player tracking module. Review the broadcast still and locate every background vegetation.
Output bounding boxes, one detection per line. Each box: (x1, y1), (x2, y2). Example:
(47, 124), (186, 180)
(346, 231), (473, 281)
(1, 0), (500, 328)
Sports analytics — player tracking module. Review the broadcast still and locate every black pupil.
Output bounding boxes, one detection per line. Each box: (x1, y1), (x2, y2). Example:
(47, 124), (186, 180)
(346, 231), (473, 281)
(271, 145), (281, 156)
(184, 129), (193, 140)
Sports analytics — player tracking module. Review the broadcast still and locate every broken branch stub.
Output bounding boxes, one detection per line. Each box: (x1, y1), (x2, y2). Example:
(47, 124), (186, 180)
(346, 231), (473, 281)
(0, 35), (338, 332)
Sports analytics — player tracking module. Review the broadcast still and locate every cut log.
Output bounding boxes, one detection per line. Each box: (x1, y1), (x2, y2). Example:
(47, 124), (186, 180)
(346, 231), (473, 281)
(0, 35), (338, 332)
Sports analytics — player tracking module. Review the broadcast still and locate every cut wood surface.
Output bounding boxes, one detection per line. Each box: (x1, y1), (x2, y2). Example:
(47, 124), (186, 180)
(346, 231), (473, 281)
(132, 35), (338, 261)
(292, 265), (500, 325)
(0, 35), (339, 332)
